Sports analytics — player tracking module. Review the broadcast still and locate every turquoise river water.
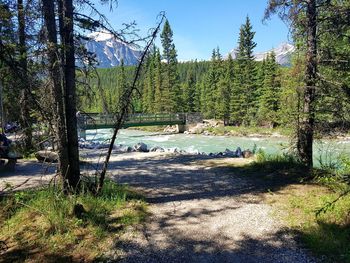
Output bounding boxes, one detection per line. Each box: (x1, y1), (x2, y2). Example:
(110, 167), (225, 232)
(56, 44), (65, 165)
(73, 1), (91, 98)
(86, 129), (350, 165)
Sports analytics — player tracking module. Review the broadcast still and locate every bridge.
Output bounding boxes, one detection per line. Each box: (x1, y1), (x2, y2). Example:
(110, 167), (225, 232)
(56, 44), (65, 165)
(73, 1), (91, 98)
(77, 112), (201, 132)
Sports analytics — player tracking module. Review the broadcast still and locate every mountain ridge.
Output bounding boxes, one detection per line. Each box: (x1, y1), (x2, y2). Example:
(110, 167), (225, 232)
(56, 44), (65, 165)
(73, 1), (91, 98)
(84, 32), (295, 67)
(228, 42), (295, 66)
(84, 31), (141, 68)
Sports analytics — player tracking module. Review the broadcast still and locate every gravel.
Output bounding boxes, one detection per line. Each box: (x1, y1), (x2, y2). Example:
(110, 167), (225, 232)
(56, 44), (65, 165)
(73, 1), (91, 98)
(105, 153), (318, 263)
(0, 152), (318, 262)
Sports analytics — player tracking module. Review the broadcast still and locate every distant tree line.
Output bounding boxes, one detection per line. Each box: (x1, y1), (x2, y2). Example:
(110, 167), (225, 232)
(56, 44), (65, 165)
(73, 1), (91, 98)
(81, 15), (350, 134)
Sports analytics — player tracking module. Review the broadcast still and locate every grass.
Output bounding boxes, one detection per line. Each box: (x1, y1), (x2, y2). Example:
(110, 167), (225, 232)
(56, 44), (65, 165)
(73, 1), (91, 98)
(267, 184), (350, 263)
(249, 151), (350, 262)
(0, 180), (147, 262)
(205, 125), (293, 137)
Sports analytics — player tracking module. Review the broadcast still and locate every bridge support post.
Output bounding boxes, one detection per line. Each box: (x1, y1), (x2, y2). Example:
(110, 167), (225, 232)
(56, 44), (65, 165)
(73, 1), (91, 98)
(177, 124), (186, 133)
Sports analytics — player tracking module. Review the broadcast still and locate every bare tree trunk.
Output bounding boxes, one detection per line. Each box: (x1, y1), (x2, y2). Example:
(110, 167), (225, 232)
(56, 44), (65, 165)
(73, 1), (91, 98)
(17, 0), (32, 151)
(297, 0), (317, 168)
(60, 0), (80, 189)
(42, 0), (70, 191)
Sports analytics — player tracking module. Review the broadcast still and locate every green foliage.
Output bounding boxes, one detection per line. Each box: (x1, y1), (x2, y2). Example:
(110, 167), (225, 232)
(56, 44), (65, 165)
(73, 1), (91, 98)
(253, 150), (304, 172)
(231, 16), (258, 125)
(257, 52), (282, 127)
(0, 180), (146, 261)
(279, 186), (350, 263)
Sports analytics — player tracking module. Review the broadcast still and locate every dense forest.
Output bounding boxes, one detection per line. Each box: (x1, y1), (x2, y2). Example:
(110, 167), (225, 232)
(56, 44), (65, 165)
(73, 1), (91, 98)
(80, 16), (350, 133)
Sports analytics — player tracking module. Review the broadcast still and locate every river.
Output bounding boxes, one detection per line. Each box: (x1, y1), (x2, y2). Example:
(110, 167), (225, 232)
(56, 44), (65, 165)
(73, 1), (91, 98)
(85, 128), (350, 166)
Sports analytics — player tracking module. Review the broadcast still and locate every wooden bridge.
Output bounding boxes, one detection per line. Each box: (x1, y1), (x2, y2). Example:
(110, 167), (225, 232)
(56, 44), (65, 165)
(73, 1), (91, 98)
(77, 112), (193, 131)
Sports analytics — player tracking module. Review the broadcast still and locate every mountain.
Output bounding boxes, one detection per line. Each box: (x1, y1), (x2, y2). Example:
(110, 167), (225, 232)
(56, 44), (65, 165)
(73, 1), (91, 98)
(84, 31), (141, 68)
(228, 43), (295, 66)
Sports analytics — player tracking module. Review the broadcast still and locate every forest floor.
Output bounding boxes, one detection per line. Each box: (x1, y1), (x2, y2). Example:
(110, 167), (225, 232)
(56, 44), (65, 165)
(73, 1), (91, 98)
(0, 151), (319, 262)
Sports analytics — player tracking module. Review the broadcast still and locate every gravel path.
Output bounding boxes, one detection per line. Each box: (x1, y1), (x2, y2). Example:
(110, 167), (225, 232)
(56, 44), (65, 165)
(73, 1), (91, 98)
(104, 153), (317, 263)
(0, 152), (317, 262)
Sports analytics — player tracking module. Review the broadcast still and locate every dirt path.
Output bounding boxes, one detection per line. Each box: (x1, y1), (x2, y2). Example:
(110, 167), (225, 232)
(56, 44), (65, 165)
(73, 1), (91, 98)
(0, 152), (316, 262)
(104, 153), (316, 263)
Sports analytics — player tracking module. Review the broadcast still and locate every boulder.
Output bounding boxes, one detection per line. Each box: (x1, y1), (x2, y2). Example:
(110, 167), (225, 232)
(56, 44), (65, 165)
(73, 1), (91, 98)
(163, 125), (178, 133)
(235, 147), (242, 158)
(224, 148), (235, 157)
(242, 150), (253, 158)
(35, 150), (58, 163)
(133, 142), (148, 152)
(150, 146), (164, 152)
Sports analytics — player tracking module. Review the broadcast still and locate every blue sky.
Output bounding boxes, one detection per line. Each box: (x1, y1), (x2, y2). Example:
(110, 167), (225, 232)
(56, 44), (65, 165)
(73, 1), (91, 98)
(93, 0), (291, 61)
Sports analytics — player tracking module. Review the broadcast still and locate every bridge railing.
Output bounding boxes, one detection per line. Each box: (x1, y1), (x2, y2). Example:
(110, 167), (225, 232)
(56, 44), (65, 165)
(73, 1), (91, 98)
(78, 112), (187, 129)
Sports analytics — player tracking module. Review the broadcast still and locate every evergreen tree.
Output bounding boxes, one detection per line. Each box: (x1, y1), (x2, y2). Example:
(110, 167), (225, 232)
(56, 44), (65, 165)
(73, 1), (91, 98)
(231, 16), (257, 125)
(257, 52), (281, 127)
(216, 54), (234, 120)
(142, 52), (155, 113)
(182, 67), (196, 112)
(153, 48), (163, 113)
(204, 48), (223, 118)
(160, 19), (181, 112)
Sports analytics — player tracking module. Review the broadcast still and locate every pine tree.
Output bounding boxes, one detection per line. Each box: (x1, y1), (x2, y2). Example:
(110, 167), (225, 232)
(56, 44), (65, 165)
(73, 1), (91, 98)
(153, 48), (163, 113)
(142, 52), (155, 113)
(160, 20), (181, 112)
(182, 68), (196, 112)
(257, 52), (281, 127)
(216, 54), (234, 121)
(231, 17), (257, 125)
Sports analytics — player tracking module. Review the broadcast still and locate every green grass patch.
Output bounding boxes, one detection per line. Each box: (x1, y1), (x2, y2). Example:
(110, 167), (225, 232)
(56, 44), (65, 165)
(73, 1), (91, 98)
(268, 184), (350, 262)
(205, 126), (292, 137)
(252, 152), (350, 262)
(0, 180), (147, 262)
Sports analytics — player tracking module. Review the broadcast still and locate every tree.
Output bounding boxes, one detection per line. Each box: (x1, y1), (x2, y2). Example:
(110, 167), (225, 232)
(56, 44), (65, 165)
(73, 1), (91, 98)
(204, 48), (222, 118)
(265, 0), (318, 167)
(17, 0), (32, 151)
(42, 0), (71, 190)
(231, 16), (257, 125)
(216, 54), (234, 120)
(160, 19), (181, 112)
(257, 52), (281, 127)
(153, 48), (163, 113)
(182, 66), (196, 112)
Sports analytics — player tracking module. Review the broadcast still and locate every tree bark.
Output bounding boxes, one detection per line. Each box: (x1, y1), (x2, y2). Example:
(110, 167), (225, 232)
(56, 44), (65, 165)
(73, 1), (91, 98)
(61, 0), (80, 188)
(297, 0), (317, 168)
(17, 0), (32, 151)
(42, 0), (70, 190)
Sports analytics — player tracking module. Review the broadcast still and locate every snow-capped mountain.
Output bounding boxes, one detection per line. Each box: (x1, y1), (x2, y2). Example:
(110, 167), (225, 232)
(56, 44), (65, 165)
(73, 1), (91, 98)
(84, 31), (141, 68)
(229, 43), (295, 66)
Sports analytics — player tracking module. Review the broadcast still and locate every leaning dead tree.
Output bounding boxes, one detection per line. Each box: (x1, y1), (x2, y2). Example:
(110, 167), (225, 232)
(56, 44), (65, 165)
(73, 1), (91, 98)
(95, 13), (166, 194)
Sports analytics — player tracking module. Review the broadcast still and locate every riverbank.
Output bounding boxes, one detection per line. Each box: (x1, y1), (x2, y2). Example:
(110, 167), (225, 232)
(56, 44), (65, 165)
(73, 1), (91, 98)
(129, 120), (350, 140)
(128, 121), (292, 138)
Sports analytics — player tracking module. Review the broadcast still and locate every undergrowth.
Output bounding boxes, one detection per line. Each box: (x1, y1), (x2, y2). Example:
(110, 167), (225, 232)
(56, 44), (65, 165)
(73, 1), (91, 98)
(0, 180), (147, 262)
(251, 151), (350, 262)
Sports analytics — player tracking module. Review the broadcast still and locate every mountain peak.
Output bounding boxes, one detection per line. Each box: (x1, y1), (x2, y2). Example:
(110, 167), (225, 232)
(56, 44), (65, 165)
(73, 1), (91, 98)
(228, 42), (295, 66)
(84, 31), (141, 68)
(87, 31), (114, 42)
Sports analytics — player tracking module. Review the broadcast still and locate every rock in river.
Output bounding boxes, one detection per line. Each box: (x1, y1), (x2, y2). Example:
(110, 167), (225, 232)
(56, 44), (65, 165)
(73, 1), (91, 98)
(133, 142), (148, 152)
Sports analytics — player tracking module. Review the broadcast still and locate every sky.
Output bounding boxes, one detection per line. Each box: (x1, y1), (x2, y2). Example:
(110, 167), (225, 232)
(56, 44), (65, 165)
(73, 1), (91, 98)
(92, 0), (292, 61)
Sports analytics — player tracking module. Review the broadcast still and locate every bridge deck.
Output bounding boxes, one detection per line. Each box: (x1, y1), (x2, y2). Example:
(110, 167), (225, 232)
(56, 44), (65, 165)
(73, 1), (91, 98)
(78, 113), (186, 130)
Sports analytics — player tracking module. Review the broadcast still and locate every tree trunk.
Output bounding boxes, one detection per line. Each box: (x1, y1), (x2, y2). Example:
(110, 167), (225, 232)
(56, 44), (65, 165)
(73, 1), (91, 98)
(61, 0), (80, 188)
(297, 0), (317, 168)
(17, 0), (32, 151)
(42, 0), (70, 191)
